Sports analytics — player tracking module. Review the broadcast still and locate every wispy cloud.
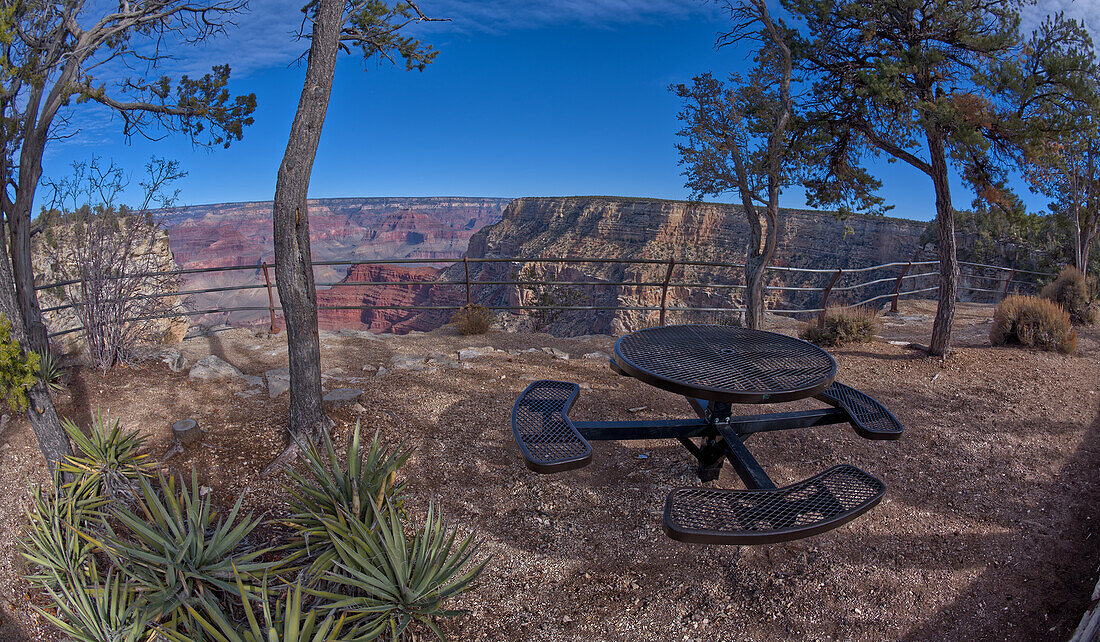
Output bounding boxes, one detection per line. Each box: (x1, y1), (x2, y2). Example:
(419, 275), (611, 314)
(1019, 0), (1100, 46)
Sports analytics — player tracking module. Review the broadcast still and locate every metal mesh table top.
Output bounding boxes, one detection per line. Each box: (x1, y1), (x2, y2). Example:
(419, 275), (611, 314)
(614, 325), (836, 403)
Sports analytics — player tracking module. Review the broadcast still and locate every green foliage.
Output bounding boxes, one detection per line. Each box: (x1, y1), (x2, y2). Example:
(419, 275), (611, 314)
(284, 422), (411, 580)
(450, 304), (494, 335)
(23, 423), (485, 641)
(514, 264), (587, 332)
(344, 1), (439, 71)
(168, 571), (359, 642)
(57, 412), (155, 499)
(799, 307), (878, 347)
(310, 499), (487, 639)
(1040, 266), (1096, 325)
(0, 314), (40, 411)
(990, 294), (1076, 353)
(37, 349), (64, 393)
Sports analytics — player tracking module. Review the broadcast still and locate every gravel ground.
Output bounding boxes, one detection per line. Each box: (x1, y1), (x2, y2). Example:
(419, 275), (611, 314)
(0, 301), (1097, 641)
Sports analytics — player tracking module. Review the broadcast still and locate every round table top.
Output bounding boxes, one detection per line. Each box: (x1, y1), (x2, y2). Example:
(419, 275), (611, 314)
(613, 324), (836, 404)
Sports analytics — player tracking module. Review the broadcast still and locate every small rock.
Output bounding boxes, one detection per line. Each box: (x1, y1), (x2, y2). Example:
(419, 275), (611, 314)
(188, 355), (244, 383)
(351, 403), (367, 413)
(265, 367), (291, 398)
(390, 355), (428, 371)
(242, 375), (263, 388)
(542, 347), (570, 360)
(459, 347), (497, 361)
(628, 406), (647, 413)
(637, 453), (649, 459)
(583, 351), (611, 360)
(361, 364), (377, 372)
(159, 349), (187, 372)
(375, 366), (389, 377)
(323, 388), (363, 405)
(199, 486), (213, 497)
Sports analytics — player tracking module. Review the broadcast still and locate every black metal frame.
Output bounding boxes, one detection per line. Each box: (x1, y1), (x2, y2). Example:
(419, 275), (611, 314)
(573, 400), (851, 489)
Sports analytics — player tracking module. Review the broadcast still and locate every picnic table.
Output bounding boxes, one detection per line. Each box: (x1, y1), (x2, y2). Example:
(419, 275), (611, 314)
(510, 324), (903, 545)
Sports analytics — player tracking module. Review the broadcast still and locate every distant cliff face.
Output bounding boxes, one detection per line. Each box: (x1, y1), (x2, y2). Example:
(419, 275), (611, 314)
(457, 196), (935, 334)
(314, 264), (460, 334)
(164, 197), (509, 328)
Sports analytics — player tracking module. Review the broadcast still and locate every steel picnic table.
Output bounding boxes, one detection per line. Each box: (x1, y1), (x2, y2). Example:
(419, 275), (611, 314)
(510, 324), (903, 545)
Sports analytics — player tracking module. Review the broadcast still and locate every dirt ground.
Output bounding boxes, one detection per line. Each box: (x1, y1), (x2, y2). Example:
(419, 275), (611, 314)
(0, 300), (1097, 641)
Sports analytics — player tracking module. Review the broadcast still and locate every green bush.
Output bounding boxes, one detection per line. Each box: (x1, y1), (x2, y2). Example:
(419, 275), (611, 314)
(58, 412), (155, 500)
(0, 314), (41, 411)
(1040, 266), (1096, 325)
(23, 420), (487, 641)
(799, 307), (878, 347)
(451, 304), (494, 335)
(990, 294), (1076, 353)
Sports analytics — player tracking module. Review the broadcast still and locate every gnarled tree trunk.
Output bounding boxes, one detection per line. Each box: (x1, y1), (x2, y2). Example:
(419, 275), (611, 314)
(272, 0), (342, 441)
(927, 128), (959, 357)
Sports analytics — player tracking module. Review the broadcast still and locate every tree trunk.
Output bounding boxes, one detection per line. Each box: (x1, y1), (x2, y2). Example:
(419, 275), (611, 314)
(10, 134), (49, 355)
(745, 253), (765, 329)
(272, 0), (342, 441)
(0, 219), (72, 475)
(926, 129), (959, 357)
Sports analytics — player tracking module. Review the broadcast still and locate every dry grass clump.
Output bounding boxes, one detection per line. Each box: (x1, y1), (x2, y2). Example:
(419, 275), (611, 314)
(452, 304), (494, 335)
(1040, 266), (1096, 325)
(799, 306), (878, 347)
(990, 294), (1076, 353)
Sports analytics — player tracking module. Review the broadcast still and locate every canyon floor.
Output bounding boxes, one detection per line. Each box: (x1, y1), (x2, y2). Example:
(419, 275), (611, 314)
(0, 301), (1097, 641)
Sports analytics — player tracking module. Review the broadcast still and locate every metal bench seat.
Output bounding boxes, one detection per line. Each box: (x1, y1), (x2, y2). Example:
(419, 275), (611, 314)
(511, 380), (592, 473)
(663, 464), (885, 544)
(816, 381), (903, 440)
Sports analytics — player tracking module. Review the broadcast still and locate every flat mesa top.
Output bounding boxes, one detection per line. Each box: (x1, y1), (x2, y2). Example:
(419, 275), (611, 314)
(614, 325), (837, 404)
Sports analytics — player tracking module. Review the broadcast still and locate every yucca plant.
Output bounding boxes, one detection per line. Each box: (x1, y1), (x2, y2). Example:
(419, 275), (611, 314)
(86, 470), (277, 633)
(37, 348), (65, 393)
(33, 564), (149, 642)
(312, 499), (487, 640)
(58, 412), (155, 499)
(284, 422), (411, 579)
(22, 469), (108, 588)
(164, 568), (375, 642)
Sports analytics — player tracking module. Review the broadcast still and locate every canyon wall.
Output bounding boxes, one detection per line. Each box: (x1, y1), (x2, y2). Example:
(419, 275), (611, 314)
(164, 197), (509, 328)
(451, 196), (937, 334)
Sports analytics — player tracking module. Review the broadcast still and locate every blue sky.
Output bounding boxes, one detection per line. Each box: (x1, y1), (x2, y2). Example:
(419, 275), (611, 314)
(40, 0), (1100, 222)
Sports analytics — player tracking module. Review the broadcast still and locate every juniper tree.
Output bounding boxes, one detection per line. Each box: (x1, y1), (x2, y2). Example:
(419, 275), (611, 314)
(783, 0), (1072, 356)
(0, 1), (255, 473)
(273, 0), (438, 444)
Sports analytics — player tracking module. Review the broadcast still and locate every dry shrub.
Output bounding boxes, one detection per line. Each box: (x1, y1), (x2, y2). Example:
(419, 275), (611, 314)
(990, 294), (1076, 353)
(451, 304), (494, 335)
(1040, 266), (1096, 325)
(799, 306), (878, 347)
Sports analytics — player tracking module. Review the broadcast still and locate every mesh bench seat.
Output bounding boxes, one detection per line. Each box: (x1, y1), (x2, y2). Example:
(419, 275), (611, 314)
(816, 381), (903, 440)
(663, 464), (885, 544)
(511, 380), (592, 473)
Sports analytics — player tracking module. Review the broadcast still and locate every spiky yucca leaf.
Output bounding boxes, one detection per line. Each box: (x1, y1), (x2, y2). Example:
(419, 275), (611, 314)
(311, 498), (487, 640)
(162, 567), (380, 642)
(283, 422), (411, 579)
(58, 412), (154, 499)
(86, 469), (277, 631)
(37, 349), (64, 393)
(32, 565), (149, 642)
(21, 469), (109, 587)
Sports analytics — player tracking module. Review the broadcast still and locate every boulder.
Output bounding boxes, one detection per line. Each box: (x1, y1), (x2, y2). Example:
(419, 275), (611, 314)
(188, 355), (244, 383)
(159, 349), (187, 373)
(459, 346), (498, 361)
(323, 388), (363, 406)
(265, 367), (291, 398)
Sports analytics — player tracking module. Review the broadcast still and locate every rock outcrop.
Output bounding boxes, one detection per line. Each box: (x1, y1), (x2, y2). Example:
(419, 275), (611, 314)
(314, 264), (462, 333)
(164, 197), (509, 329)
(451, 196), (936, 334)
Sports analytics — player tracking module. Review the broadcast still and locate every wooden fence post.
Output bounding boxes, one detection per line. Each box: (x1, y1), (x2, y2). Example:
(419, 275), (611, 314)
(1000, 268), (1015, 301)
(261, 262), (278, 334)
(890, 261), (912, 313)
(658, 257), (676, 326)
(464, 256), (471, 306)
(818, 268), (842, 328)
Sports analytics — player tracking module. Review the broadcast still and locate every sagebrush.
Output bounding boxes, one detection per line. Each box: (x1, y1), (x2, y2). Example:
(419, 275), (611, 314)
(23, 419), (487, 641)
(990, 294), (1076, 353)
(1040, 266), (1096, 325)
(799, 307), (878, 347)
(451, 304), (494, 335)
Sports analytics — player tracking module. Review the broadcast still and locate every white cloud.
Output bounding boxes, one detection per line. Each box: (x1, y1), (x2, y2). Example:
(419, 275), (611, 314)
(1019, 0), (1100, 46)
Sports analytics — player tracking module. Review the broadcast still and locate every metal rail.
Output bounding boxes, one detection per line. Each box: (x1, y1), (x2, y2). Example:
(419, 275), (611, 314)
(37, 254), (1055, 339)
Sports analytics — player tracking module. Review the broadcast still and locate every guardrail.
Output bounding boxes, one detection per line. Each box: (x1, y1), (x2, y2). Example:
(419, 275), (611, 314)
(36, 255), (1056, 339)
